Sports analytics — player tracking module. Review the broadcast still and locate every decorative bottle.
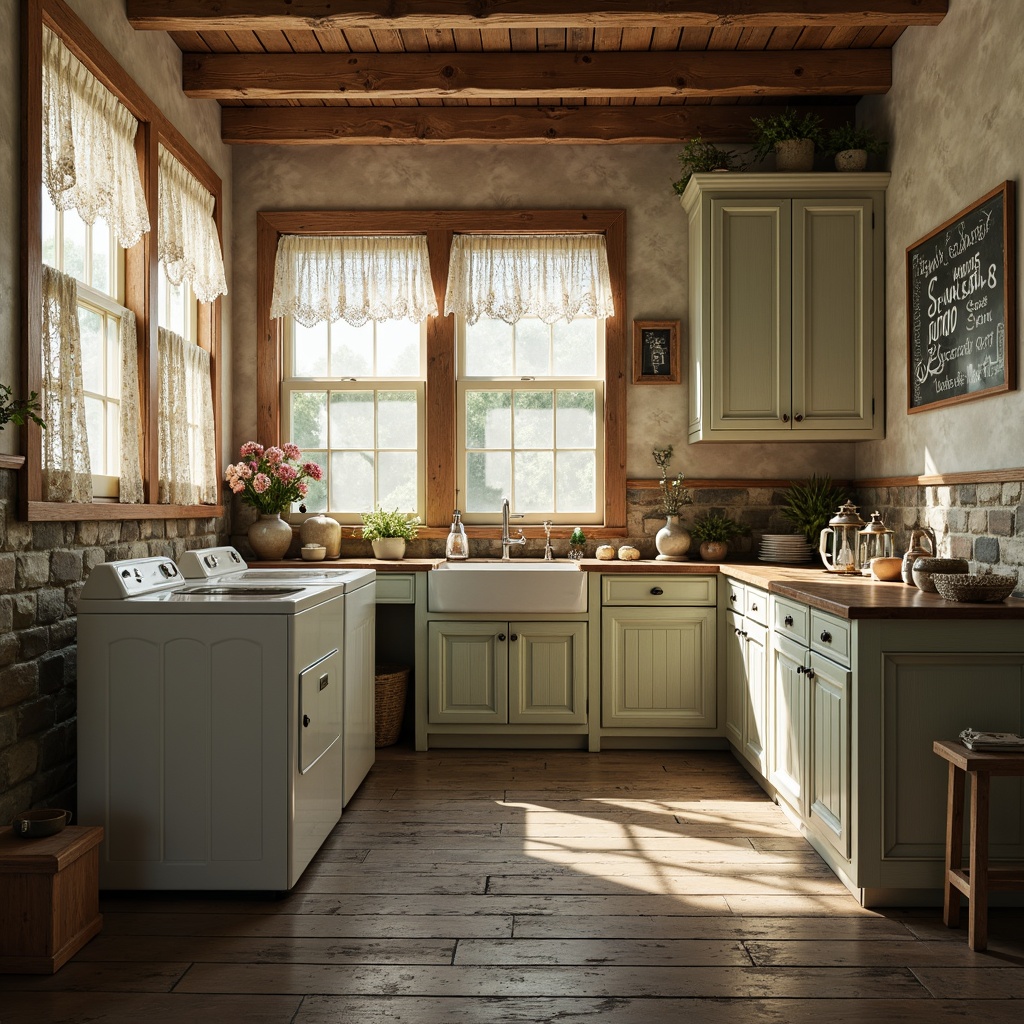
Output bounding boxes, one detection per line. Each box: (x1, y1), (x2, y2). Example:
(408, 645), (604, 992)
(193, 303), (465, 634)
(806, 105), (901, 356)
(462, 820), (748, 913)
(445, 509), (469, 560)
(568, 527), (587, 561)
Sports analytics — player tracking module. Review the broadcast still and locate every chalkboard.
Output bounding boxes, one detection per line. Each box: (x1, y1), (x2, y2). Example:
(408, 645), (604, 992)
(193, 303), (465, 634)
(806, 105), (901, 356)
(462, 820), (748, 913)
(906, 181), (1016, 413)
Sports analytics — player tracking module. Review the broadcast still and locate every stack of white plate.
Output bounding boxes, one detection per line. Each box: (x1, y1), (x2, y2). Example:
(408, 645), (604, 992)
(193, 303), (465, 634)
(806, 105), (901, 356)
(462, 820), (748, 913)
(759, 534), (813, 564)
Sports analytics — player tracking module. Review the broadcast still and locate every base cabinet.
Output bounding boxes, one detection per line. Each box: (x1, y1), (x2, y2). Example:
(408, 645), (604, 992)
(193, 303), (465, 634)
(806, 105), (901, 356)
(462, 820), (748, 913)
(428, 620), (587, 726)
(725, 583), (768, 775)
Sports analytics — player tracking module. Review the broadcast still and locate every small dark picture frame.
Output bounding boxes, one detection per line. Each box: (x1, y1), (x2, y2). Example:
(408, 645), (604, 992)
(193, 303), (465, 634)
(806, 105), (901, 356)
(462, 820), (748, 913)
(632, 320), (680, 385)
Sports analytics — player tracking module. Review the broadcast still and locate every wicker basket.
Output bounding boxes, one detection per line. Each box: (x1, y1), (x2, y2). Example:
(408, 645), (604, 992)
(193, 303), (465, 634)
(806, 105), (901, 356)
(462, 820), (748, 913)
(374, 664), (409, 747)
(931, 571), (1018, 604)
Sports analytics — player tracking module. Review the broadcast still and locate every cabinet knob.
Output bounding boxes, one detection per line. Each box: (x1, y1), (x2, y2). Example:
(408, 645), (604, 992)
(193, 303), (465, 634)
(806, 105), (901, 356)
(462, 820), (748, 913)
(784, 615), (794, 627)
(794, 413), (804, 423)
(796, 665), (806, 675)
(751, 602), (758, 612)
(806, 668), (816, 680)
(498, 633), (506, 642)
(820, 630), (832, 644)
(303, 715), (311, 727)
(650, 586), (664, 596)
(510, 633), (518, 642)
(781, 413), (790, 423)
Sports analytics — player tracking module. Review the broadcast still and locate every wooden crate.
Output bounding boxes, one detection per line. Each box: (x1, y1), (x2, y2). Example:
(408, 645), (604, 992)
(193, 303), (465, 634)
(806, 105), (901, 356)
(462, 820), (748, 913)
(0, 825), (104, 973)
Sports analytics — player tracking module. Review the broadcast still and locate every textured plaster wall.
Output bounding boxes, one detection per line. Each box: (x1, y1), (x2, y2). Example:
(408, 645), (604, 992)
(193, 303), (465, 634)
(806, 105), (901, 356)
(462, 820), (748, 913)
(856, 0), (1024, 478)
(231, 144), (855, 483)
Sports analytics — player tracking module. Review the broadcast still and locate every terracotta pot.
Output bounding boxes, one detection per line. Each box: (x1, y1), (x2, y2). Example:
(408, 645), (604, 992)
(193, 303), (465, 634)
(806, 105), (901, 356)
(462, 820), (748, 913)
(371, 537), (406, 560)
(655, 515), (691, 562)
(699, 540), (729, 562)
(774, 137), (814, 172)
(834, 148), (868, 172)
(247, 513), (293, 560)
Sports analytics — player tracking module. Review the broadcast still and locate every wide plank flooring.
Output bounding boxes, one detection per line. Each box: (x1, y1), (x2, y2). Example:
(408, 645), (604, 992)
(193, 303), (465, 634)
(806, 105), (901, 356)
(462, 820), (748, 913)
(2, 747), (1023, 1023)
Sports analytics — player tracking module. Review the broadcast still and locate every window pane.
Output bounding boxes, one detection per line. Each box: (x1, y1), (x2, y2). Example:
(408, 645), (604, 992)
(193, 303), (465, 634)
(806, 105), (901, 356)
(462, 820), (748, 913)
(377, 390), (417, 449)
(556, 450), (596, 513)
(465, 390), (511, 449)
(330, 391), (375, 449)
(331, 450), (374, 512)
(331, 321), (373, 376)
(514, 320), (550, 376)
(42, 192), (57, 268)
(465, 319), (513, 376)
(513, 390), (553, 449)
(300, 450), (328, 512)
(377, 451), (417, 511)
(293, 320), (329, 377)
(514, 450), (553, 511)
(63, 207), (87, 282)
(553, 318), (597, 376)
(91, 217), (111, 295)
(466, 451), (509, 512)
(290, 390), (328, 448)
(376, 320), (420, 376)
(556, 390), (596, 447)
(78, 308), (103, 393)
(84, 395), (105, 473)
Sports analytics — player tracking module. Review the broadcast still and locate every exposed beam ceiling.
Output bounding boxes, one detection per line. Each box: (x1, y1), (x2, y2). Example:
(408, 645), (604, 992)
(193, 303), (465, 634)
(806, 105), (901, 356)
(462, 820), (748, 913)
(127, 0), (949, 32)
(184, 49), (890, 101)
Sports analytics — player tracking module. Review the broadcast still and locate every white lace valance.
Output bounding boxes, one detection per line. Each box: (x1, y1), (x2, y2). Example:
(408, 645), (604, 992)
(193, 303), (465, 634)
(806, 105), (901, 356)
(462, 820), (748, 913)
(158, 145), (228, 303)
(444, 233), (615, 325)
(42, 26), (150, 249)
(270, 234), (439, 327)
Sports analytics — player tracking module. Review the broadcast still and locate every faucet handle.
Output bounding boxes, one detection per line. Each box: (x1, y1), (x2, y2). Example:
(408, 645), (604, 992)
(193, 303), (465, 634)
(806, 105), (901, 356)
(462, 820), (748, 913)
(542, 520), (552, 537)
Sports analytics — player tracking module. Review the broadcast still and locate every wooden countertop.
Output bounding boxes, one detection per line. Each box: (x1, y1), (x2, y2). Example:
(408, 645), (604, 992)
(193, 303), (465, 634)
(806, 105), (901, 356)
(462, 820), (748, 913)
(249, 555), (1024, 619)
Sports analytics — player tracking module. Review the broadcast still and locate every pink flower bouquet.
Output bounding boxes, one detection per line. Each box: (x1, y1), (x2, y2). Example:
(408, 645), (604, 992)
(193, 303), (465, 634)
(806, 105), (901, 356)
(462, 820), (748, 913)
(225, 441), (323, 515)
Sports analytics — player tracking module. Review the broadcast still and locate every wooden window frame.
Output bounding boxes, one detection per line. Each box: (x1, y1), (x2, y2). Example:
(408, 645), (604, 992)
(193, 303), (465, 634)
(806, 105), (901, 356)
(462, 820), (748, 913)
(20, 0), (224, 521)
(256, 210), (627, 535)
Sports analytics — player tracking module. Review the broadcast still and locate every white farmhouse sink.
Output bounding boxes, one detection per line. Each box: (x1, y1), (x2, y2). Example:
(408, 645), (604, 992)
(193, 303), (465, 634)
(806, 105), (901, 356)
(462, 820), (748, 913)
(428, 561), (587, 614)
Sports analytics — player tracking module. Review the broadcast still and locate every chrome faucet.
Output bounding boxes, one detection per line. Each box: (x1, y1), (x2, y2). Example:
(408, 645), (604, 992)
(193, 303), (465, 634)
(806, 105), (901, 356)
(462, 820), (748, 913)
(542, 521), (554, 560)
(501, 497), (526, 560)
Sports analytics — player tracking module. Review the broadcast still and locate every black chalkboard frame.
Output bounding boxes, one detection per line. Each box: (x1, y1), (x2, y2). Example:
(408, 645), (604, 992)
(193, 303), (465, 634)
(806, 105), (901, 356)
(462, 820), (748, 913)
(906, 180), (1017, 414)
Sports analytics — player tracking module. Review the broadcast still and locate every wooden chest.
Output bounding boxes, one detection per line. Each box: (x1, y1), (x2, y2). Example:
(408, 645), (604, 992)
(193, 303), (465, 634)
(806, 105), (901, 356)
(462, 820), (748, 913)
(0, 825), (104, 973)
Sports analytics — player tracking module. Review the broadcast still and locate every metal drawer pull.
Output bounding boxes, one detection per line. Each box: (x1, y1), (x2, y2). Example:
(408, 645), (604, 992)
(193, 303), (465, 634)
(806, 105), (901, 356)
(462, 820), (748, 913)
(820, 630), (832, 643)
(498, 633), (506, 641)
(784, 615), (794, 627)
(510, 633), (518, 642)
(650, 586), (664, 595)
(796, 665), (806, 675)
(806, 668), (816, 680)
(750, 602), (758, 612)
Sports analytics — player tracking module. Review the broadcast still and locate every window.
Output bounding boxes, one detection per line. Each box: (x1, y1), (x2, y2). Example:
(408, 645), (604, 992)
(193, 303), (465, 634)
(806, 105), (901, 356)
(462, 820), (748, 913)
(283, 318), (425, 519)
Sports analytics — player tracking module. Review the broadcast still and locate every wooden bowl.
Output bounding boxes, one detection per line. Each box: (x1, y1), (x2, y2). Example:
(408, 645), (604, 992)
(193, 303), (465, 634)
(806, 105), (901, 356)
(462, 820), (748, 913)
(868, 556), (903, 582)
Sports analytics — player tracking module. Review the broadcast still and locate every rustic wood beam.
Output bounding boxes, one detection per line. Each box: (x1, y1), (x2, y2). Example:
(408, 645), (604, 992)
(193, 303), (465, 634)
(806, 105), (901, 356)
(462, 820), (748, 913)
(127, 0), (949, 32)
(184, 49), (890, 100)
(221, 103), (852, 145)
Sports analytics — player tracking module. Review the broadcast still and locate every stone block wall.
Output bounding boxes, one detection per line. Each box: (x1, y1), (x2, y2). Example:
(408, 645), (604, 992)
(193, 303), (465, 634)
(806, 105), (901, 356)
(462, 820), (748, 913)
(0, 470), (227, 825)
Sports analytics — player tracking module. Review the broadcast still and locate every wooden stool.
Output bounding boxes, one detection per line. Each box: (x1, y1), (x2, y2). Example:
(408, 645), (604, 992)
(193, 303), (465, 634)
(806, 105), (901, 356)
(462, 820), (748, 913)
(933, 739), (1024, 951)
(0, 825), (104, 973)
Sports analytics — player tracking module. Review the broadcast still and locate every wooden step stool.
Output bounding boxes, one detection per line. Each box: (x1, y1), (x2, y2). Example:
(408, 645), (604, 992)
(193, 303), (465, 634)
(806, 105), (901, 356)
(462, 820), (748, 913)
(933, 739), (1024, 951)
(0, 825), (104, 973)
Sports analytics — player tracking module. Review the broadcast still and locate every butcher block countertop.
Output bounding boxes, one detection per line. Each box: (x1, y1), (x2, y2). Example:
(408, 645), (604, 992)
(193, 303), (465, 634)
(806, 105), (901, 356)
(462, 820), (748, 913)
(254, 555), (1024, 620)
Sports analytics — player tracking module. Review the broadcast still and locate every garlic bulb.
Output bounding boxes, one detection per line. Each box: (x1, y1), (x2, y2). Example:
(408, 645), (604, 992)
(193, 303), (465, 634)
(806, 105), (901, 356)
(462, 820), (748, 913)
(617, 545), (641, 561)
(595, 544), (615, 560)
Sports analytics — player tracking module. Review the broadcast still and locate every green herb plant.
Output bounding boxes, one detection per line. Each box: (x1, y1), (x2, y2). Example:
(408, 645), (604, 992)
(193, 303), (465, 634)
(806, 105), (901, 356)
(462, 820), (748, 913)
(824, 122), (887, 157)
(690, 511), (743, 544)
(0, 383), (46, 430)
(780, 474), (848, 544)
(750, 108), (824, 163)
(672, 136), (740, 196)
(359, 506), (421, 541)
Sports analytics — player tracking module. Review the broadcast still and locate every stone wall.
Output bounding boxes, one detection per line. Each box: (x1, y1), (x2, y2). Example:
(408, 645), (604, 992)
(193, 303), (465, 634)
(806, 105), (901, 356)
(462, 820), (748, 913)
(0, 469), (226, 824)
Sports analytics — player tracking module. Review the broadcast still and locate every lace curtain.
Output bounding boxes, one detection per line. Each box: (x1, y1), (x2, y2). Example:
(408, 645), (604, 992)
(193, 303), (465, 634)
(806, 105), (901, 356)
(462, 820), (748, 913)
(41, 26), (150, 249)
(444, 233), (615, 325)
(118, 310), (144, 503)
(158, 145), (228, 303)
(40, 265), (92, 502)
(270, 235), (438, 327)
(157, 329), (218, 505)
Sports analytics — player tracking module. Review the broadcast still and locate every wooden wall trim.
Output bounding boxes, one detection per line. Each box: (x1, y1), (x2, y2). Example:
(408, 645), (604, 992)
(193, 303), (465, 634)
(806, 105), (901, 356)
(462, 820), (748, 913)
(27, 502), (223, 522)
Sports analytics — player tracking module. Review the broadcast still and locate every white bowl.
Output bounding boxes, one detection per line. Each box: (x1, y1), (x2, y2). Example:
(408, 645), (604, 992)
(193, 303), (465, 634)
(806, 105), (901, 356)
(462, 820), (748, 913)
(301, 545), (326, 561)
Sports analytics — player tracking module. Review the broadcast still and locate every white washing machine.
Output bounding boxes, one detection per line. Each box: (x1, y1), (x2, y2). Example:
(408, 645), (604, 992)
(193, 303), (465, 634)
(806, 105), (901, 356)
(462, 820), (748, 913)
(77, 556), (348, 891)
(177, 547), (376, 806)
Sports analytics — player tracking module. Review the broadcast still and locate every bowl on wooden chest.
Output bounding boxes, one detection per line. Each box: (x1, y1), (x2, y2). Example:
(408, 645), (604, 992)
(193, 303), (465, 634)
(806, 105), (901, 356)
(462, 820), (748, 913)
(911, 556), (969, 593)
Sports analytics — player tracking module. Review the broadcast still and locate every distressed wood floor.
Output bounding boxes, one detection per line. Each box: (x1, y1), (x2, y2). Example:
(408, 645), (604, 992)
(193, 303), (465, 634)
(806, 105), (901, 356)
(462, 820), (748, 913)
(2, 748), (1023, 1023)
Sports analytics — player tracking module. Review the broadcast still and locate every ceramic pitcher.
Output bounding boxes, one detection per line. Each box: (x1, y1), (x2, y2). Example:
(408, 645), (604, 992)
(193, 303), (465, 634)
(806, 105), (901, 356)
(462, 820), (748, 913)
(901, 527), (936, 586)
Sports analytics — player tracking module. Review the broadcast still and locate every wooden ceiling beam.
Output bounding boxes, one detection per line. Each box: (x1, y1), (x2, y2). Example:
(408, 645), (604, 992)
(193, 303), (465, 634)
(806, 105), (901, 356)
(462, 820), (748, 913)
(127, 1), (949, 32)
(220, 102), (854, 145)
(184, 49), (890, 99)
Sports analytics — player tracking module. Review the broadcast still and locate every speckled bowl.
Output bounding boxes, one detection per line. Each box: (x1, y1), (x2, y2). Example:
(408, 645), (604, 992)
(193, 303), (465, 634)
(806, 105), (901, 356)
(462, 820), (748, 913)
(911, 557), (969, 593)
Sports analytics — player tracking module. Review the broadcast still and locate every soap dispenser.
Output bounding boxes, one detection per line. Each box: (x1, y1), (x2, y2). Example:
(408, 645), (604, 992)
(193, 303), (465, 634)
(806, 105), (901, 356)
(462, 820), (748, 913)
(445, 509), (469, 560)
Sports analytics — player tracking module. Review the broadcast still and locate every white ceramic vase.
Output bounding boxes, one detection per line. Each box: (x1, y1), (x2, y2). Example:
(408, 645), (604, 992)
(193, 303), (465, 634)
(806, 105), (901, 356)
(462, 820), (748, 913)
(300, 513), (342, 559)
(371, 537), (406, 560)
(248, 513), (293, 560)
(655, 515), (691, 562)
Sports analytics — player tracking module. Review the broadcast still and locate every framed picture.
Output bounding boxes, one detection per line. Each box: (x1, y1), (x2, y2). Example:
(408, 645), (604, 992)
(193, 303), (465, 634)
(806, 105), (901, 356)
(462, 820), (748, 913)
(632, 320), (680, 385)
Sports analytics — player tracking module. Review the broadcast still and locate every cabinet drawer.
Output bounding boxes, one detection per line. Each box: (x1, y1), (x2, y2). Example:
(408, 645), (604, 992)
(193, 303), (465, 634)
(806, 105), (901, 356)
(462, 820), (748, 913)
(724, 579), (745, 612)
(744, 586), (768, 626)
(602, 575), (716, 607)
(374, 573), (416, 604)
(772, 595), (810, 645)
(810, 609), (851, 668)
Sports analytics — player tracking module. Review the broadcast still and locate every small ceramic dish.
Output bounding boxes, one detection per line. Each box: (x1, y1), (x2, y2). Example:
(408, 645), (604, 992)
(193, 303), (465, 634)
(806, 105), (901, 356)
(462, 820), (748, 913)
(869, 556), (903, 582)
(10, 808), (72, 839)
(301, 544), (327, 561)
(911, 556), (969, 593)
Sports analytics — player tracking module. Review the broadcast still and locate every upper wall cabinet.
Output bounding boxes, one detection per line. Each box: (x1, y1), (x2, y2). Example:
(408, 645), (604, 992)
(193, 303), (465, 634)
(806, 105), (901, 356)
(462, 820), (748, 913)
(681, 173), (889, 443)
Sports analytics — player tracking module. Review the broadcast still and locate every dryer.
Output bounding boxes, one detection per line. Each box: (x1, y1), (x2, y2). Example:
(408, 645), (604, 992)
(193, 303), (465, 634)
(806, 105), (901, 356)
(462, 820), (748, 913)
(77, 556), (348, 891)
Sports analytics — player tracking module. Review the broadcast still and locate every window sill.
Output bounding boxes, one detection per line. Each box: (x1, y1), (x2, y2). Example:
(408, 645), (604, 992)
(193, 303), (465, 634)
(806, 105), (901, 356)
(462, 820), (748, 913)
(27, 501), (224, 522)
(0, 454), (26, 471)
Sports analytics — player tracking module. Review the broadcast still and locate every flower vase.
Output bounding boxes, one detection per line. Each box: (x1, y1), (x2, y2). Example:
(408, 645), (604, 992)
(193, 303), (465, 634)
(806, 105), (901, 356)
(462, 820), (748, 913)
(655, 515), (691, 562)
(248, 513), (293, 561)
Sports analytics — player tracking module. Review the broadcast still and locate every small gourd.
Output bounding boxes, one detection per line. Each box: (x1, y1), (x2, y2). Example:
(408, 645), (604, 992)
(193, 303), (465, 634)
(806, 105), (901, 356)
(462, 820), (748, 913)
(617, 545), (640, 561)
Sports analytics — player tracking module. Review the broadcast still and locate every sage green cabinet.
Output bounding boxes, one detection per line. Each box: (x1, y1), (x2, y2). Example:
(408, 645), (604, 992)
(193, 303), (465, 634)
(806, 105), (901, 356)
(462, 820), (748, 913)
(428, 620), (586, 726)
(725, 582), (768, 776)
(681, 173), (888, 443)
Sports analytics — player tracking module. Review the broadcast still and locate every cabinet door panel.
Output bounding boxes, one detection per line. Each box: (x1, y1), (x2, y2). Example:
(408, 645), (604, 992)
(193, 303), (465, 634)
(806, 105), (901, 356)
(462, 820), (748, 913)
(792, 199), (874, 431)
(602, 607), (716, 728)
(808, 652), (850, 858)
(743, 621), (769, 774)
(710, 198), (791, 431)
(428, 622), (507, 724)
(509, 621), (587, 724)
(771, 633), (807, 812)
(724, 608), (745, 747)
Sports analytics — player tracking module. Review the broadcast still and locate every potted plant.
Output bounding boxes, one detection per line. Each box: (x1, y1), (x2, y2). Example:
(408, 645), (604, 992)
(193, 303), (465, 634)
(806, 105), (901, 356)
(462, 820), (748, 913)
(690, 511), (743, 562)
(672, 136), (740, 196)
(779, 474), (848, 556)
(652, 445), (693, 561)
(0, 382), (46, 430)
(360, 506), (421, 560)
(824, 121), (887, 172)
(750, 108), (824, 172)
